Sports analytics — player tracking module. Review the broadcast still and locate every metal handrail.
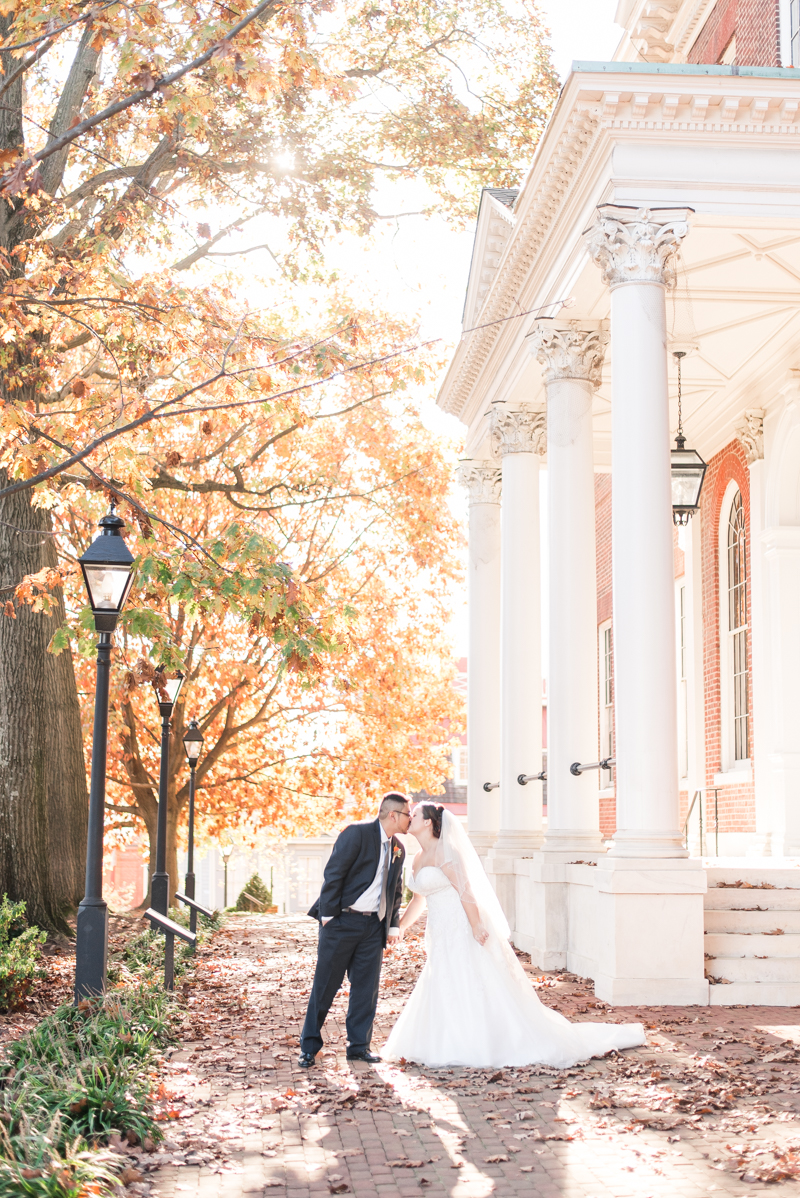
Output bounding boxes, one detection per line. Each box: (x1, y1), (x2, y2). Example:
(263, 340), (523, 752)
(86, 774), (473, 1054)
(682, 789), (703, 855)
(483, 780), (499, 792)
(518, 770), (546, 785)
(570, 756), (615, 777)
(682, 787), (720, 856)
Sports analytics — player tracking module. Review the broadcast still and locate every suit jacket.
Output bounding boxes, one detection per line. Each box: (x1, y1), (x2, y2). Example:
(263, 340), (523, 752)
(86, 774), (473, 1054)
(308, 819), (405, 946)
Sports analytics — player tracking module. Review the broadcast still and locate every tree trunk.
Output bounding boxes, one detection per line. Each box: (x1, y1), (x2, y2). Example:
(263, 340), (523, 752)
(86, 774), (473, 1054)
(0, 479), (67, 929)
(42, 523), (88, 909)
(142, 791), (181, 910)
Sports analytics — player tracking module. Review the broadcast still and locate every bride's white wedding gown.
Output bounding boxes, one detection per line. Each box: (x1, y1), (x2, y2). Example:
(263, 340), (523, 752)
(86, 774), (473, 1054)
(382, 865), (646, 1069)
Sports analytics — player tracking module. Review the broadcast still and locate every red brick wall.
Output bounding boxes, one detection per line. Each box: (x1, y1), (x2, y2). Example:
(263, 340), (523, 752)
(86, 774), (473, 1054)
(688, 0), (780, 66)
(738, 0), (781, 65)
(700, 440), (756, 838)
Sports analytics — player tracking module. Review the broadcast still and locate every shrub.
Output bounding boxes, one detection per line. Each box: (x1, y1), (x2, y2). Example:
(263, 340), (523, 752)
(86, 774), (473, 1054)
(0, 896), (45, 1013)
(236, 873), (272, 911)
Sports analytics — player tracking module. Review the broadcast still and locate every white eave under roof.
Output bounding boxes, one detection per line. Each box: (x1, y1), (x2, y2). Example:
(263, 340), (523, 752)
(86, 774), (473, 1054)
(436, 60), (800, 464)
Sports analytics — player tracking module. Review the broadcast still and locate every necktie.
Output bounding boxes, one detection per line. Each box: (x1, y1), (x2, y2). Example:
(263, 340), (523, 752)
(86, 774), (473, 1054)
(378, 841), (390, 921)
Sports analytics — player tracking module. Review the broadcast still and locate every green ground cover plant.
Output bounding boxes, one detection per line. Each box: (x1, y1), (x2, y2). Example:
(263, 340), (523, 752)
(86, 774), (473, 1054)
(0, 910), (222, 1196)
(0, 897), (46, 1014)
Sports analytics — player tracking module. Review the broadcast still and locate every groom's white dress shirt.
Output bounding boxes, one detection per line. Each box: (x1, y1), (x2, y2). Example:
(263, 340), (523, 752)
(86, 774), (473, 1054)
(322, 822), (399, 937)
(350, 822), (389, 912)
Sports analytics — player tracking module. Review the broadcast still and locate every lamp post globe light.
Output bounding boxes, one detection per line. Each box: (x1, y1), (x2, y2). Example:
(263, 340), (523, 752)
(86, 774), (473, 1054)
(182, 718), (204, 934)
(150, 666), (184, 916)
(670, 350), (707, 526)
(75, 504), (135, 1001)
(221, 843), (233, 909)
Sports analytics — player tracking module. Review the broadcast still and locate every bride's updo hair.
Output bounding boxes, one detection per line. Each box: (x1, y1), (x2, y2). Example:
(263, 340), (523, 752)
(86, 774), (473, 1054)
(420, 803), (444, 838)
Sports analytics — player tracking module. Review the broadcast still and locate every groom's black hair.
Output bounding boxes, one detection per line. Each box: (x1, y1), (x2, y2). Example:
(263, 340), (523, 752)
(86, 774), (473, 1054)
(379, 791), (409, 817)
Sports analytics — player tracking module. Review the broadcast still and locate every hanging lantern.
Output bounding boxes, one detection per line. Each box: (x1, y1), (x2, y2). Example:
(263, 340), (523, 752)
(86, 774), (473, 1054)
(78, 504), (135, 632)
(671, 350), (707, 526)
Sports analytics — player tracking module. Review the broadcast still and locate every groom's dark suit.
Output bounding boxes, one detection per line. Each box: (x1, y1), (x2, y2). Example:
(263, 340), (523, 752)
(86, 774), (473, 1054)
(301, 819), (405, 1057)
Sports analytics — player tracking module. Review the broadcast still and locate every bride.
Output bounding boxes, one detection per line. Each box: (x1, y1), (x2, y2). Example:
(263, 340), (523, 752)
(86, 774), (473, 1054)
(382, 803), (646, 1069)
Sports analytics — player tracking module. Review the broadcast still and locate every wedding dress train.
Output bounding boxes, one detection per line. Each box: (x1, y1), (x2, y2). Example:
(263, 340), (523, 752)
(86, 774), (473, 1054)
(382, 862), (646, 1069)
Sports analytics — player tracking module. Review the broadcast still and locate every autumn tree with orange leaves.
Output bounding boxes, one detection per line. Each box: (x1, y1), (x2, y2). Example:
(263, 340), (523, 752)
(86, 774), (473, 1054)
(0, 0), (557, 925)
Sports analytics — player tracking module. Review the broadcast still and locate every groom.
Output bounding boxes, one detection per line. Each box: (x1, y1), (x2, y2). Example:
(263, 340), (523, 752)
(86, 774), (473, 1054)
(299, 792), (410, 1066)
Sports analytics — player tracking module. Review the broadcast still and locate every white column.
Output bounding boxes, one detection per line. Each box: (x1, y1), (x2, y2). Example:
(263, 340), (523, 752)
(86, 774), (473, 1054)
(528, 322), (608, 854)
(585, 205), (692, 859)
(488, 402), (545, 905)
(457, 461), (502, 855)
(583, 206), (707, 1006)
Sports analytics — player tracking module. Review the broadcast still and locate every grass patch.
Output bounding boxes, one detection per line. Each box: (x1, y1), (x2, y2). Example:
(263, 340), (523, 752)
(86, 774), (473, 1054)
(0, 904), (222, 1196)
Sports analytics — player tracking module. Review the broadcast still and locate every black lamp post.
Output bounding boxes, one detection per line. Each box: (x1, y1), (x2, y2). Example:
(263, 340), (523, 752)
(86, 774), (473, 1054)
(75, 505), (135, 1001)
(182, 718), (204, 934)
(221, 843), (233, 908)
(150, 666), (184, 916)
(671, 350), (707, 526)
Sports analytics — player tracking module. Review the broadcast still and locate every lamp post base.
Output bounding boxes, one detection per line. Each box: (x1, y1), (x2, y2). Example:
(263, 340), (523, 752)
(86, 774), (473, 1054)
(74, 899), (108, 1001)
(151, 871), (170, 916)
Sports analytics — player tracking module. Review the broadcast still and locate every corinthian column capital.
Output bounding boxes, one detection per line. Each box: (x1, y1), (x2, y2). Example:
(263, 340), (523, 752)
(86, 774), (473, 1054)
(457, 459), (502, 504)
(489, 402), (546, 458)
(527, 322), (609, 388)
(583, 205), (691, 289)
(735, 408), (765, 465)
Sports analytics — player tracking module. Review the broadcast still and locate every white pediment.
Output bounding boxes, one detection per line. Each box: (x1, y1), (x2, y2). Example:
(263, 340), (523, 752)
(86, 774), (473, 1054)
(462, 189), (518, 333)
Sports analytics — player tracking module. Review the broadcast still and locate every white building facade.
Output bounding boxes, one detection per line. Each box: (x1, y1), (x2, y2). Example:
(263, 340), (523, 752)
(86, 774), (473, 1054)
(439, 0), (800, 1005)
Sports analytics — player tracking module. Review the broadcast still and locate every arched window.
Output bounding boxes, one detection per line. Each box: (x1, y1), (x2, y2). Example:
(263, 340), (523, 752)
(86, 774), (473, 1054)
(727, 490), (749, 761)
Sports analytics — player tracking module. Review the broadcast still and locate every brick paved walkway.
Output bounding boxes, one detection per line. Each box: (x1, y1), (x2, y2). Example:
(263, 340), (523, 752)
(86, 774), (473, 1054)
(134, 914), (800, 1198)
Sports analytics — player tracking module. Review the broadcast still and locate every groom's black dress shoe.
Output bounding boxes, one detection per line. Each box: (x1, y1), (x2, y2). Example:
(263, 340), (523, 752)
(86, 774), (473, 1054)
(346, 1050), (381, 1063)
(298, 1052), (317, 1068)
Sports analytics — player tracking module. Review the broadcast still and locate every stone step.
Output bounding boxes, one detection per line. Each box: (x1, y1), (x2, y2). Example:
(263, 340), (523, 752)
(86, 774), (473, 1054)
(705, 865), (800, 889)
(706, 956), (800, 983)
(705, 909), (800, 933)
(709, 981), (800, 1006)
(705, 932), (800, 958)
(705, 890), (800, 912)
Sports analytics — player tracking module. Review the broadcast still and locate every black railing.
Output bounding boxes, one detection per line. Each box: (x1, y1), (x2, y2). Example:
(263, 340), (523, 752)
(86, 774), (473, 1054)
(518, 770), (547, 785)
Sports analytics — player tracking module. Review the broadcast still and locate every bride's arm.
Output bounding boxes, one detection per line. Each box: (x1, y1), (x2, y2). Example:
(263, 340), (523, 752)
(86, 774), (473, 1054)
(398, 892), (426, 933)
(440, 864), (489, 945)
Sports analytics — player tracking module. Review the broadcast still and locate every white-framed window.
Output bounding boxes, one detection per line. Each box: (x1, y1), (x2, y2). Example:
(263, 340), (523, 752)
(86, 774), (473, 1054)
(781, 0), (800, 66)
(728, 491), (749, 761)
(677, 581), (688, 780)
(598, 620), (614, 787)
(718, 483), (750, 771)
(453, 745), (468, 785)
